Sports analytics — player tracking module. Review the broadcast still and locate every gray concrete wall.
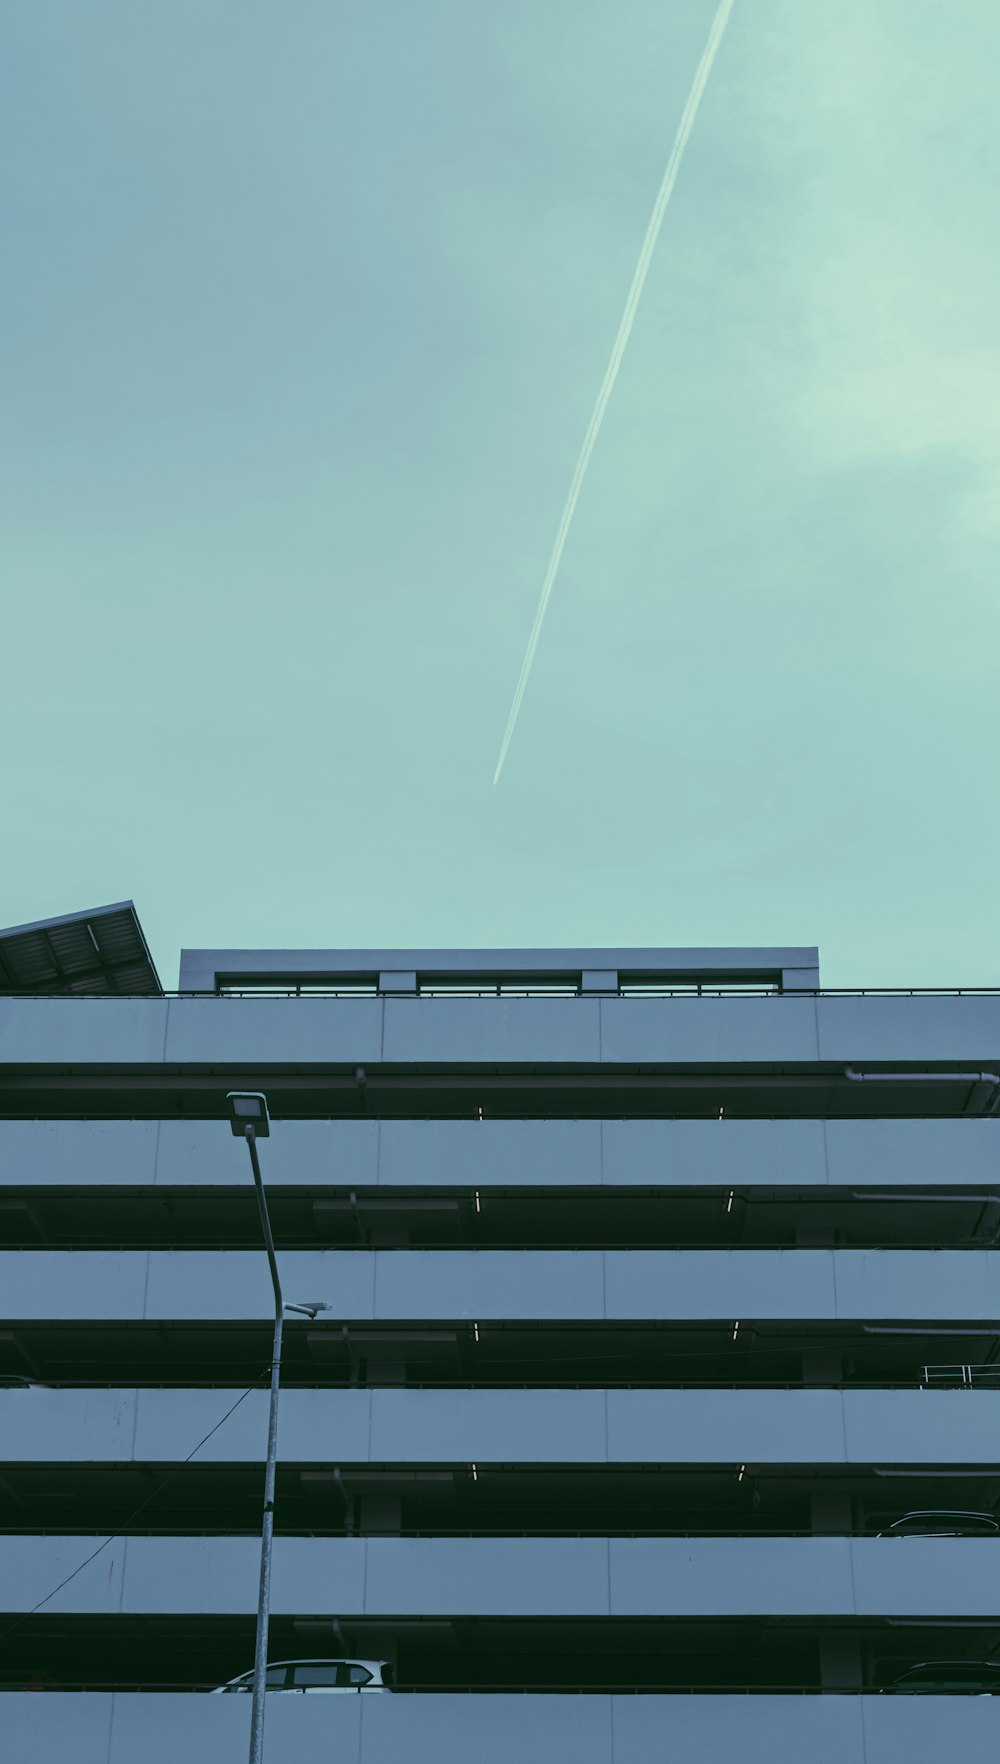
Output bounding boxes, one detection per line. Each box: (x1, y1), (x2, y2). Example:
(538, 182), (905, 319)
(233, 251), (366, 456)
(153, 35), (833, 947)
(4, 989), (1000, 1071)
(4, 1535), (1000, 1618)
(4, 980), (999, 1743)
(3, 1116), (997, 1190)
(1, 1692), (997, 1764)
(2, 1246), (997, 1321)
(4, 1385), (998, 1466)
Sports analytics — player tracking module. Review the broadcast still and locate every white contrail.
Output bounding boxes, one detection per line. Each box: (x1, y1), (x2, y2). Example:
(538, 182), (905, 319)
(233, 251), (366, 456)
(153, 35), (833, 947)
(492, 0), (736, 784)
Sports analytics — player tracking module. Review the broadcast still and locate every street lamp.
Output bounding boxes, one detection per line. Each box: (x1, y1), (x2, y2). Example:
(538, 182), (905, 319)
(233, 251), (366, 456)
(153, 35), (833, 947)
(227, 1091), (330, 1764)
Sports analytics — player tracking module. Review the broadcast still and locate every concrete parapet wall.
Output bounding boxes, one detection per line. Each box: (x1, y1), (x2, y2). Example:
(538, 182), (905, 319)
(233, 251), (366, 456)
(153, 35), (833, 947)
(3, 988), (1000, 1071)
(3, 1386), (997, 1467)
(3, 1535), (999, 1618)
(2, 1116), (996, 1190)
(0, 1692), (996, 1764)
(0, 1246), (995, 1321)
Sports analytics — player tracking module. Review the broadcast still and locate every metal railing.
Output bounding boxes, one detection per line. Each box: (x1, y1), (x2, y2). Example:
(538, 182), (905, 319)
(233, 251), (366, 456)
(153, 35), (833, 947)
(202, 984), (1000, 999)
(0, 1679), (986, 1695)
(9, 985), (1000, 1000)
(9, 1524), (992, 1540)
(922, 1364), (1000, 1388)
(5, 1374), (1000, 1392)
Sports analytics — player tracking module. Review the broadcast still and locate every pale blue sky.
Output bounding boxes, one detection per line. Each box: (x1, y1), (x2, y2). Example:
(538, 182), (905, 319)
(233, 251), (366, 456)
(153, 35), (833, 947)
(3, 1), (998, 985)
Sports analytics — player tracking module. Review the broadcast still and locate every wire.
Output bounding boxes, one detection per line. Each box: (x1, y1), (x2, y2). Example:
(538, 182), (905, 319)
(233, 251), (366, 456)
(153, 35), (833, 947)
(0, 1365), (271, 1650)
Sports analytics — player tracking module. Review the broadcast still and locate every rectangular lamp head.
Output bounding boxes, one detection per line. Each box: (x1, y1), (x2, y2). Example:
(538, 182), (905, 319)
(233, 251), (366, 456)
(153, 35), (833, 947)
(226, 1091), (270, 1137)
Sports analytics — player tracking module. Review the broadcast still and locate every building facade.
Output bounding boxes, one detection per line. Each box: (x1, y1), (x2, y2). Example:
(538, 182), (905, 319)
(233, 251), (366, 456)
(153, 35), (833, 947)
(1, 908), (999, 1760)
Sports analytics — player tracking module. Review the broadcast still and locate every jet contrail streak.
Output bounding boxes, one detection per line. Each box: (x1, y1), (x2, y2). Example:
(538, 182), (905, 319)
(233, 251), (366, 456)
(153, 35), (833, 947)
(492, 0), (736, 784)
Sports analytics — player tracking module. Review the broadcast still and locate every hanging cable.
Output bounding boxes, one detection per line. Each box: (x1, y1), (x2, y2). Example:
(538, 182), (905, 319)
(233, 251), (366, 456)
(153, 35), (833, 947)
(0, 1365), (271, 1649)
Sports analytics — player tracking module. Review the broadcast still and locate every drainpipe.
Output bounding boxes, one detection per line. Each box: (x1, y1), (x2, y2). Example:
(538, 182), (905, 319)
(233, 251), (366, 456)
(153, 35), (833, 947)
(844, 1069), (1000, 1113)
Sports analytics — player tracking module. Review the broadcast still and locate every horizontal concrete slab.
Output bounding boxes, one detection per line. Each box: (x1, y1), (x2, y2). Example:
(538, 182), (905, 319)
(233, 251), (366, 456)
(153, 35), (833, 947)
(155, 1117), (378, 1187)
(378, 1118), (603, 1187)
(1, 1248), (996, 1321)
(0, 1119), (161, 1186)
(163, 997), (384, 1065)
(601, 1119), (827, 1187)
(816, 994), (1000, 1064)
(3, 991), (999, 1075)
(3, 1535), (999, 1618)
(608, 1386), (1000, 1466)
(598, 996), (820, 1063)
(364, 1386), (610, 1464)
(383, 997), (602, 1063)
(3, 1116), (996, 1191)
(0, 998), (169, 1064)
(4, 1385), (998, 1469)
(3, 1692), (995, 1764)
(822, 1117), (1000, 1188)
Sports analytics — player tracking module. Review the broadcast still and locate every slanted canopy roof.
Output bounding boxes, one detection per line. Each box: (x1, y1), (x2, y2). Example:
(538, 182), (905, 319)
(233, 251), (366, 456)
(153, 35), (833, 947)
(0, 901), (162, 996)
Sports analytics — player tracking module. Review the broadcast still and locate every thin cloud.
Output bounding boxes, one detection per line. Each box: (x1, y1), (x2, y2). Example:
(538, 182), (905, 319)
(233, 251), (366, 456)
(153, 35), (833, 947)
(492, 0), (737, 783)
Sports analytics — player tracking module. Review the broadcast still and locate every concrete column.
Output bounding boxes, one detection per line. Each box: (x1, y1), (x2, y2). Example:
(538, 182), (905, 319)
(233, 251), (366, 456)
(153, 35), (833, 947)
(818, 1632), (863, 1690)
(361, 1492), (403, 1534)
(802, 1348), (843, 1387)
(809, 1486), (853, 1534)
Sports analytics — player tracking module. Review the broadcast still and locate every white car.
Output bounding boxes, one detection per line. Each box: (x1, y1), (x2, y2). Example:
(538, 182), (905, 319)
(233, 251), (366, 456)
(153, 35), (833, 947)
(213, 1658), (390, 1694)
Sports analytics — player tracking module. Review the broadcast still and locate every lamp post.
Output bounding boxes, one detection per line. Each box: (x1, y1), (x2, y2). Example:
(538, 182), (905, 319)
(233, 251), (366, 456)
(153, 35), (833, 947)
(227, 1091), (329, 1764)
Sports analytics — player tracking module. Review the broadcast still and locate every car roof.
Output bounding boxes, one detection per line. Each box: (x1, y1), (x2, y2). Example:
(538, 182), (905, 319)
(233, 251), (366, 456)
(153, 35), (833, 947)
(256, 1658), (386, 1670)
(894, 1509), (997, 1521)
(900, 1659), (1000, 1671)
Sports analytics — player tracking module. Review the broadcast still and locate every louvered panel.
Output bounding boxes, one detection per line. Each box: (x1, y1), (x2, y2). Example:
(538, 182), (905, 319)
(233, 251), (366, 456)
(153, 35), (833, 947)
(0, 903), (161, 996)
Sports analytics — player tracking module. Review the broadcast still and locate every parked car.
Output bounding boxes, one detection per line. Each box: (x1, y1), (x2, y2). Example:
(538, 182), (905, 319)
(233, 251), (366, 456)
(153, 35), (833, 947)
(889, 1660), (1000, 1694)
(213, 1658), (391, 1694)
(877, 1509), (999, 1538)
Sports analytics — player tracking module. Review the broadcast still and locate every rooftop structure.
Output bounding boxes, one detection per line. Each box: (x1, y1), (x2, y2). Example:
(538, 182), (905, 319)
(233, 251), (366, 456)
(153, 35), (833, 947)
(177, 942), (821, 993)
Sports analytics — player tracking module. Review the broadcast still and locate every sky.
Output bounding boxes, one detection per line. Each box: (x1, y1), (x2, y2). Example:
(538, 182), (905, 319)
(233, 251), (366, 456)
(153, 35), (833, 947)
(2, 0), (999, 987)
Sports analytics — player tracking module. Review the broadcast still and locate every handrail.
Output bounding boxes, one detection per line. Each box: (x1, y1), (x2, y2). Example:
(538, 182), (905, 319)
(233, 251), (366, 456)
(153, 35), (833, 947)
(7, 985), (1000, 1000)
(8, 1525), (995, 1540)
(5, 1375), (1000, 1392)
(0, 1679), (973, 1695)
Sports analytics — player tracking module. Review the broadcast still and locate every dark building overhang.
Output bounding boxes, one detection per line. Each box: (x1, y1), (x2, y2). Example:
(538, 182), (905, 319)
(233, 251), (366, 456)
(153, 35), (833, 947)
(0, 900), (162, 997)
